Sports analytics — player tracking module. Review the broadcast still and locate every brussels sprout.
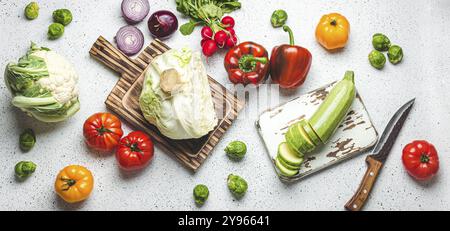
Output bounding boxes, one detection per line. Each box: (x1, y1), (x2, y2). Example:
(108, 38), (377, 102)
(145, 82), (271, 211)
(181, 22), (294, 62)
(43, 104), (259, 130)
(271, 10), (288, 28)
(227, 174), (248, 198)
(15, 161), (36, 179)
(369, 50), (386, 69)
(19, 129), (36, 151)
(48, 23), (65, 40)
(224, 141), (247, 160)
(53, 9), (73, 26)
(372, 33), (391, 51)
(387, 45), (403, 64)
(24, 2), (39, 20)
(193, 184), (209, 206)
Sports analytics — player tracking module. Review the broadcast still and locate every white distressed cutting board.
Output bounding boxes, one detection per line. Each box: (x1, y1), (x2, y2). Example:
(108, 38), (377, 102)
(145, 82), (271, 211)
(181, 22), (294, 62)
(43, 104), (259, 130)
(256, 82), (378, 182)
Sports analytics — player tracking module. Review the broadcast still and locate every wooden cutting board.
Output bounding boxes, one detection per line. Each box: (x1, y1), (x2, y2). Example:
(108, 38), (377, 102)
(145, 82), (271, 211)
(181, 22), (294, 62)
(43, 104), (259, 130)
(89, 36), (244, 171)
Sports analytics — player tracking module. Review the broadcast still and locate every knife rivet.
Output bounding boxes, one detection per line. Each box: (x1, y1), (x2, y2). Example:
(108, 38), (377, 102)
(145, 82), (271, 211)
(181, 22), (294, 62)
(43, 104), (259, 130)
(363, 189), (368, 194)
(353, 204), (357, 209)
(370, 172), (374, 176)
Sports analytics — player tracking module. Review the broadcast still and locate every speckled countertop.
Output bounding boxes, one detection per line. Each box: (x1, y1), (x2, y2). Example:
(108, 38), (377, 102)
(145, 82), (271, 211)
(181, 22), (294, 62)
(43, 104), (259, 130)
(0, 0), (449, 211)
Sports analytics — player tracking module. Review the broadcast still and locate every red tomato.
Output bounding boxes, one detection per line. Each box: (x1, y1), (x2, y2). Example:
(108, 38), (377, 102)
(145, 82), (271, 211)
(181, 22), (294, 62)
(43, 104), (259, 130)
(83, 113), (123, 152)
(116, 131), (154, 171)
(402, 140), (439, 181)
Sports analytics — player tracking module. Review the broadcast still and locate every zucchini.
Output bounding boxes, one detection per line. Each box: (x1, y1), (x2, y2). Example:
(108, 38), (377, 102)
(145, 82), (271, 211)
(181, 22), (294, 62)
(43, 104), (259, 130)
(277, 142), (303, 166)
(299, 119), (322, 146)
(285, 124), (307, 155)
(309, 71), (356, 143)
(277, 155), (301, 170)
(285, 120), (317, 155)
(295, 121), (316, 152)
(275, 157), (299, 177)
(276, 71), (356, 178)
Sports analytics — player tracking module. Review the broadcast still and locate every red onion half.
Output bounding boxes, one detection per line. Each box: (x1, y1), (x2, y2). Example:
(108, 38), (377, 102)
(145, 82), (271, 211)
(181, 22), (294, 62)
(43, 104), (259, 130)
(121, 0), (150, 24)
(115, 25), (144, 56)
(148, 10), (178, 40)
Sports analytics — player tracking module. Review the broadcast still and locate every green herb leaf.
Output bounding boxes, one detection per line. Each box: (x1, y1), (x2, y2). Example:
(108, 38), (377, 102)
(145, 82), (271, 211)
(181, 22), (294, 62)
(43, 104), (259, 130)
(180, 20), (200, 36)
(174, 0), (241, 28)
(221, 2), (241, 13)
(199, 3), (224, 20)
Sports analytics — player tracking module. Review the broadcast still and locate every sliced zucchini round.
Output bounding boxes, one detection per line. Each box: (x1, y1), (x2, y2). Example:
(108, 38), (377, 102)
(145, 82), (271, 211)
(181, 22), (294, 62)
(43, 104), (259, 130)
(278, 154), (302, 170)
(293, 122), (316, 153)
(278, 142), (303, 166)
(285, 123), (306, 154)
(299, 119), (322, 146)
(275, 157), (299, 177)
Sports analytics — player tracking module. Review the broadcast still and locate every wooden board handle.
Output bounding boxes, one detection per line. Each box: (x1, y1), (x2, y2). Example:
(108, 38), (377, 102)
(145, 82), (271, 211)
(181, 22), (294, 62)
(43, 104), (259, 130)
(89, 36), (143, 79)
(345, 156), (383, 211)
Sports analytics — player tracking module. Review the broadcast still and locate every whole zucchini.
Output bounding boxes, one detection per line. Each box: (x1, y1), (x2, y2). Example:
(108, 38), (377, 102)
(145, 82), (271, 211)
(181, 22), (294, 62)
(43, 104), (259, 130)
(278, 71), (356, 176)
(309, 71), (356, 143)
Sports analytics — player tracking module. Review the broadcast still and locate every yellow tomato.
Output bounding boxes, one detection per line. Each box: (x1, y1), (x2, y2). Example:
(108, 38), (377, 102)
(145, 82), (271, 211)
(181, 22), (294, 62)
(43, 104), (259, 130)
(315, 13), (350, 50)
(55, 165), (94, 203)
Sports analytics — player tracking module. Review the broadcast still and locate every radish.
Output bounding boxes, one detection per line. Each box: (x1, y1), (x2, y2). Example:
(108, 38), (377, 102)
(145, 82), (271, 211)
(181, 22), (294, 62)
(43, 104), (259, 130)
(225, 35), (238, 49)
(202, 40), (218, 57)
(221, 16), (235, 28)
(201, 26), (213, 39)
(226, 27), (236, 36)
(214, 30), (228, 47)
(200, 38), (209, 47)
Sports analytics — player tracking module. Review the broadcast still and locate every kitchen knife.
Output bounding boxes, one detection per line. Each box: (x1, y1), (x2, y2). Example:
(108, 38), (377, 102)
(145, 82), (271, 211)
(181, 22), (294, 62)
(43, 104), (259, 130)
(345, 98), (415, 211)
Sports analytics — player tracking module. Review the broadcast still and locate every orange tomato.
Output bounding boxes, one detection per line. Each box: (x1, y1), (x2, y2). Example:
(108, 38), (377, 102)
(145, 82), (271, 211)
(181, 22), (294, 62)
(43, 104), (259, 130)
(315, 13), (350, 50)
(55, 165), (94, 203)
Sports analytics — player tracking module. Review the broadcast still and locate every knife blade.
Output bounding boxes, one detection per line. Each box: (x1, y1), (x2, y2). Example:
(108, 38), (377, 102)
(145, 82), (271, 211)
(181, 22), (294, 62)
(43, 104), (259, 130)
(345, 98), (415, 211)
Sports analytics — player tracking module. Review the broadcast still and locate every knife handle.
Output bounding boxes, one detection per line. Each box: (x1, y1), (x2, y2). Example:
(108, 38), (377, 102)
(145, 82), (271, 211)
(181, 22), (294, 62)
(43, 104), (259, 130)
(345, 156), (383, 211)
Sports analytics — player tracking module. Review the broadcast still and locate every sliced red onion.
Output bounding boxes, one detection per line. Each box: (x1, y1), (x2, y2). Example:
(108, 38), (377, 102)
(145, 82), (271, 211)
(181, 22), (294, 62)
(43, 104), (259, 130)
(121, 0), (150, 24)
(115, 25), (144, 56)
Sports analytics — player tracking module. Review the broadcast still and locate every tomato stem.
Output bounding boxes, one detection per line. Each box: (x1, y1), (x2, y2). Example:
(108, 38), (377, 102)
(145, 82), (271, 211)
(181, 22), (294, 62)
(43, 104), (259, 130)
(129, 142), (142, 153)
(420, 153), (430, 163)
(330, 19), (337, 26)
(60, 177), (76, 191)
(96, 126), (112, 135)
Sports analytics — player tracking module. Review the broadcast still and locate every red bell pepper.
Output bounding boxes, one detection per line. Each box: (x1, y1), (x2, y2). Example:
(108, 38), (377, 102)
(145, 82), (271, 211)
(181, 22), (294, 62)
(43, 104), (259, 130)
(224, 42), (269, 85)
(270, 26), (312, 89)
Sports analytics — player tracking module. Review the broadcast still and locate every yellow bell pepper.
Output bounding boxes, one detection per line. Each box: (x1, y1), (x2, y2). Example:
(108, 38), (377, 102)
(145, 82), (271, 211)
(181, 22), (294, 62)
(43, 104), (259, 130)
(315, 13), (350, 50)
(55, 165), (94, 203)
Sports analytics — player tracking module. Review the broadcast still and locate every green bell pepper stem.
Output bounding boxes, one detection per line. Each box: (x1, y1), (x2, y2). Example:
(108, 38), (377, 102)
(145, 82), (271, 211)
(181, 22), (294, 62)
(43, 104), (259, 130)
(283, 25), (295, 46)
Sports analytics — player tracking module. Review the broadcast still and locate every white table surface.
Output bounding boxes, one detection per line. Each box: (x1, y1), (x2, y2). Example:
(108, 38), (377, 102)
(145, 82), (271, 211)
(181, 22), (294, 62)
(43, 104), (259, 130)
(1, 0), (449, 211)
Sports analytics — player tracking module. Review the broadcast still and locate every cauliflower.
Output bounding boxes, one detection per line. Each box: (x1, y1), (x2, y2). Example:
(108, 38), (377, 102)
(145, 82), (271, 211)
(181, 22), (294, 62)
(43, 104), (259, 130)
(34, 50), (79, 104)
(4, 43), (80, 122)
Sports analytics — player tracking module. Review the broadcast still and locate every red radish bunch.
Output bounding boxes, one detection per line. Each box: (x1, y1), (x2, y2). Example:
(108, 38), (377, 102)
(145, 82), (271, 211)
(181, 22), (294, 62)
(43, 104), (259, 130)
(201, 16), (238, 57)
